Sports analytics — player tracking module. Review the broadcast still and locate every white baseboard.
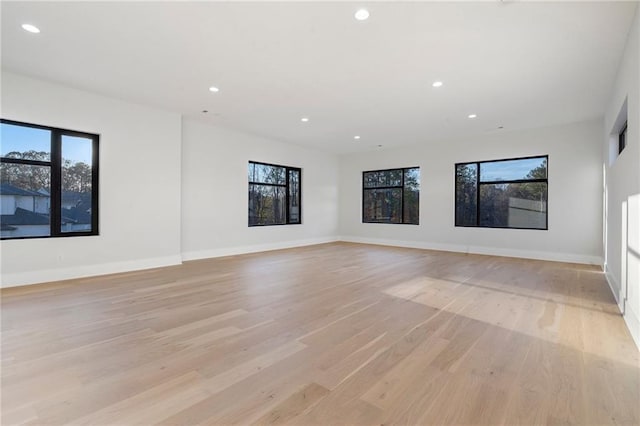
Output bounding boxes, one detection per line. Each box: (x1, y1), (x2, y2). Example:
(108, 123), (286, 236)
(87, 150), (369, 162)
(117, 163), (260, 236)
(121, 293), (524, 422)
(181, 236), (340, 262)
(339, 236), (603, 265)
(604, 265), (624, 310)
(603, 266), (640, 351)
(2, 238), (341, 288)
(0, 255), (183, 289)
(623, 305), (640, 351)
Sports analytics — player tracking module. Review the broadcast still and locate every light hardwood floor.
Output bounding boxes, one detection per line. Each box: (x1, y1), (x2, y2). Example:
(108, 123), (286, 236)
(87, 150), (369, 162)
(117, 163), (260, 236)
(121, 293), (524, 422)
(2, 242), (639, 425)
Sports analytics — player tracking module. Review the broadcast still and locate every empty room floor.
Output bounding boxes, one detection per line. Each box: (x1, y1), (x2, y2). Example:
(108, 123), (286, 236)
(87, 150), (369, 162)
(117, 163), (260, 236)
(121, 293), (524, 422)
(2, 242), (639, 425)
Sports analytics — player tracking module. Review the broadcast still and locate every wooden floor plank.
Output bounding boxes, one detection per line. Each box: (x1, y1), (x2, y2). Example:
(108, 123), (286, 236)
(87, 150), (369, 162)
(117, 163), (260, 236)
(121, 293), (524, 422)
(2, 242), (638, 425)
(251, 382), (330, 425)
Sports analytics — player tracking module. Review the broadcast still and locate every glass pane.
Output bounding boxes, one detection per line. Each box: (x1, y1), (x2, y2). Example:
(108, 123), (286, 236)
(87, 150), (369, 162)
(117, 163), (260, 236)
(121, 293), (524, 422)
(288, 169), (300, 224)
(480, 157), (547, 182)
(0, 163), (51, 238)
(363, 169), (402, 188)
(619, 125), (626, 154)
(61, 135), (94, 233)
(479, 182), (547, 229)
(380, 170), (402, 187)
(249, 184), (286, 225)
(363, 171), (378, 188)
(455, 163), (478, 226)
(403, 168), (420, 224)
(247, 162), (255, 181)
(1, 122), (51, 160)
(248, 162), (286, 185)
(363, 188), (402, 223)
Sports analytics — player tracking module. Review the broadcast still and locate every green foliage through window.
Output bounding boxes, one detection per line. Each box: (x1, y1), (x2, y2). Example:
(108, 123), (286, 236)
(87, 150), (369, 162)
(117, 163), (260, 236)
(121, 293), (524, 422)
(1, 119), (99, 239)
(248, 161), (301, 226)
(455, 156), (547, 230)
(362, 167), (420, 225)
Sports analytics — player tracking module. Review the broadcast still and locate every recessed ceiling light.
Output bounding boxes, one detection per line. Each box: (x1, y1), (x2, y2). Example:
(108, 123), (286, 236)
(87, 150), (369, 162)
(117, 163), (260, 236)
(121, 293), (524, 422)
(21, 24), (40, 33)
(354, 135), (361, 140)
(209, 86), (220, 93)
(301, 117), (309, 122)
(354, 9), (370, 21)
(432, 81), (443, 88)
(468, 114), (477, 119)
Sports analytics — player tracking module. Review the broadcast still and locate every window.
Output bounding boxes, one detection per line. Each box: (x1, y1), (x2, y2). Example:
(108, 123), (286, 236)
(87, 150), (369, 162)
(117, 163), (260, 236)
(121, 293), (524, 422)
(248, 161), (301, 226)
(619, 121), (627, 154)
(362, 167), (420, 224)
(1, 119), (99, 240)
(455, 156), (547, 230)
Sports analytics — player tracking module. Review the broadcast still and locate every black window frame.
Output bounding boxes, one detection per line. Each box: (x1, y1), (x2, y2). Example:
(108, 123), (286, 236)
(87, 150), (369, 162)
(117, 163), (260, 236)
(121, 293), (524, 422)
(454, 155), (548, 230)
(619, 121), (627, 154)
(1, 119), (99, 240)
(362, 166), (420, 225)
(248, 160), (302, 227)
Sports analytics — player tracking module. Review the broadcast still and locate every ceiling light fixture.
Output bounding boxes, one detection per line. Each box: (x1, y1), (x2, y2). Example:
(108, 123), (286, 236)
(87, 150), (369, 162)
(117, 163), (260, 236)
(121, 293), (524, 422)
(354, 135), (361, 140)
(354, 9), (370, 21)
(432, 81), (443, 88)
(468, 114), (477, 119)
(21, 24), (40, 33)
(209, 86), (220, 93)
(301, 117), (309, 122)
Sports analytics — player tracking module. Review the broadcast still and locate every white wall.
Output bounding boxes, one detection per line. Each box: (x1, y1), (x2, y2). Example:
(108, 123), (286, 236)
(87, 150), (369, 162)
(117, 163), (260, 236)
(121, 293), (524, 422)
(180, 119), (339, 260)
(0, 72), (183, 287)
(338, 119), (603, 265)
(604, 8), (640, 348)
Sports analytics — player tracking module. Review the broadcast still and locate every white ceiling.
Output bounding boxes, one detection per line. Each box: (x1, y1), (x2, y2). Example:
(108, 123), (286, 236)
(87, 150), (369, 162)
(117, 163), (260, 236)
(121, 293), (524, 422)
(1, 1), (637, 154)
